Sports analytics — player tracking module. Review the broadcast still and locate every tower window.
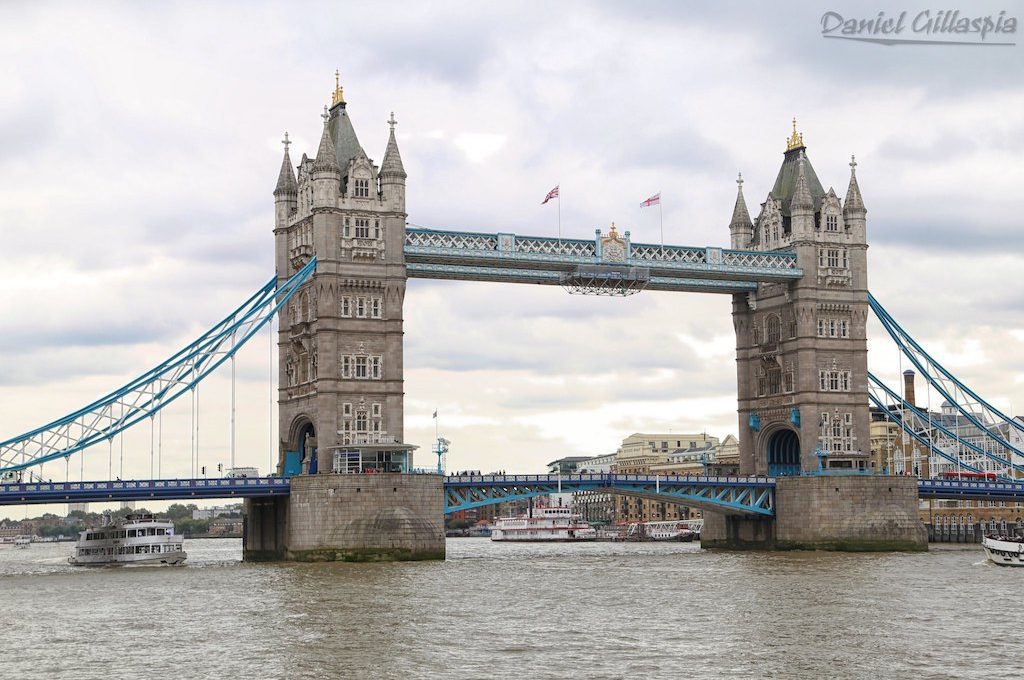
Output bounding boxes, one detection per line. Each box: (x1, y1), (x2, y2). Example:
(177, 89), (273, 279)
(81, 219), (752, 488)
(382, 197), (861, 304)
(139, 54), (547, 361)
(765, 315), (781, 344)
(371, 297), (382, 319)
(341, 296), (351, 317)
(371, 356), (381, 379)
(372, 403), (382, 418)
(825, 214), (839, 232)
(354, 178), (370, 198)
(355, 356), (368, 379)
(341, 356), (351, 379)
(355, 218), (370, 239)
(356, 298), (366, 318)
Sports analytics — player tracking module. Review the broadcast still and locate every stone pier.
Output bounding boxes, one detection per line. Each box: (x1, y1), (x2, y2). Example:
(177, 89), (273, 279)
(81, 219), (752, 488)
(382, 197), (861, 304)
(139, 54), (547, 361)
(702, 475), (927, 551)
(243, 474), (445, 562)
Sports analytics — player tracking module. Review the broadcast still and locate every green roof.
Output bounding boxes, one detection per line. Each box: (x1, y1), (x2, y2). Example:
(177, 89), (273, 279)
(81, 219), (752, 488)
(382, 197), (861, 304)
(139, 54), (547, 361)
(328, 102), (363, 172)
(770, 146), (826, 217)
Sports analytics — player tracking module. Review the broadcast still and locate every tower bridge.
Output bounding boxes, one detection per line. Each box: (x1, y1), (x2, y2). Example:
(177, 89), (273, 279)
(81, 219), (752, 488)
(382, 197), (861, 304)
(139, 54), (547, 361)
(2, 82), (1023, 559)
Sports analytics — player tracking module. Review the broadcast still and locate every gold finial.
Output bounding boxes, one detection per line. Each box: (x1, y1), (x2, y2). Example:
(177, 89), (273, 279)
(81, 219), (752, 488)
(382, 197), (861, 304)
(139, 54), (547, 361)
(786, 117), (804, 151)
(609, 221), (619, 238)
(332, 69), (345, 106)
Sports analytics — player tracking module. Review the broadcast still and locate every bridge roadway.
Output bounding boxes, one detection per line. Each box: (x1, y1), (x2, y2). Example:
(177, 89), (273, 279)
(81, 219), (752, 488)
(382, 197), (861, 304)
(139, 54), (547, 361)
(0, 474), (1021, 515)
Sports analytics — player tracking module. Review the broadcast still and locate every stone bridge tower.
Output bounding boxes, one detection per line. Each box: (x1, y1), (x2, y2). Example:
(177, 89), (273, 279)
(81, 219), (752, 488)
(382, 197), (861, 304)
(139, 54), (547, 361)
(272, 78), (410, 478)
(246, 78), (443, 563)
(730, 122), (870, 476)
(703, 122), (924, 552)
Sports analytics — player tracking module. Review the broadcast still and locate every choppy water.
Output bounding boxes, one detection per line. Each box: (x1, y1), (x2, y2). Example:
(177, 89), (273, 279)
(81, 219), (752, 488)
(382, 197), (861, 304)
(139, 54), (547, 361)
(0, 538), (1018, 679)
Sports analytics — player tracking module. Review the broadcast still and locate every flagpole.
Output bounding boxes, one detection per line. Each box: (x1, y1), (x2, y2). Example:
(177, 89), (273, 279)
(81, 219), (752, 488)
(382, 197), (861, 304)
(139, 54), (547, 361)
(659, 191), (664, 258)
(557, 182), (562, 245)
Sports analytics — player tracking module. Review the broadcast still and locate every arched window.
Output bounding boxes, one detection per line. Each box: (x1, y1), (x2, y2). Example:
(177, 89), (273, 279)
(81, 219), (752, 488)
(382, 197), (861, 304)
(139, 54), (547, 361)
(766, 315), (781, 344)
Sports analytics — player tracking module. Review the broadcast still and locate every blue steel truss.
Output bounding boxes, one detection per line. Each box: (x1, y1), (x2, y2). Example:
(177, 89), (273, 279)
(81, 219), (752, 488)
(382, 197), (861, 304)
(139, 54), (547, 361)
(403, 228), (802, 294)
(917, 478), (1024, 503)
(443, 474), (777, 516)
(3, 473), (1022, 509)
(868, 373), (1020, 477)
(0, 477), (291, 506)
(869, 294), (1024, 469)
(0, 259), (317, 474)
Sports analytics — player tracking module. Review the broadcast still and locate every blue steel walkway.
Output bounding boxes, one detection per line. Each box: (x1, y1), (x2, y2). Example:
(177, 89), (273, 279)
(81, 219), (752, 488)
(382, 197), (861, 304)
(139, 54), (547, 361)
(4, 474), (1023, 513)
(0, 477), (290, 506)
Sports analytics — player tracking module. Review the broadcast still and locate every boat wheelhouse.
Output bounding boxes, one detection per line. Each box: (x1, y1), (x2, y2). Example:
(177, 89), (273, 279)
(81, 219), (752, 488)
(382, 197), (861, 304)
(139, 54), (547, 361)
(69, 513), (186, 566)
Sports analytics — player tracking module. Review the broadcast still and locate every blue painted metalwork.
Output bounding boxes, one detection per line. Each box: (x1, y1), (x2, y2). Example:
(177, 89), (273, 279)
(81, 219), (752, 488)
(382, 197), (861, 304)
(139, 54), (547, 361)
(869, 295), (1024, 466)
(442, 474), (777, 516)
(0, 477), (290, 506)
(918, 478), (1024, 503)
(766, 430), (801, 477)
(868, 373), (1020, 477)
(2, 471), (1017, 511)
(283, 451), (302, 478)
(749, 413), (762, 432)
(0, 259), (317, 475)
(403, 227), (802, 294)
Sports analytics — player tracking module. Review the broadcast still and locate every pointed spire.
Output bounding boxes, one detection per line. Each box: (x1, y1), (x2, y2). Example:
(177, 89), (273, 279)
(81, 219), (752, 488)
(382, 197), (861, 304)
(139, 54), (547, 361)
(332, 69), (345, 107)
(730, 172), (752, 229)
(313, 108), (340, 175)
(791, 150), (813, 212)
(274, 132), (298, 197)
(381, 111), (406, 178)
(843, 154), (866, 216)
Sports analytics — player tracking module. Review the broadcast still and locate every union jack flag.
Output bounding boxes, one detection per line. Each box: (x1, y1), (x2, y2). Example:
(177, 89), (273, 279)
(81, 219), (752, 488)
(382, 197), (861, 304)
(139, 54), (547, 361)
(541, 185), (559, 205)
(640, 192), (661, 207)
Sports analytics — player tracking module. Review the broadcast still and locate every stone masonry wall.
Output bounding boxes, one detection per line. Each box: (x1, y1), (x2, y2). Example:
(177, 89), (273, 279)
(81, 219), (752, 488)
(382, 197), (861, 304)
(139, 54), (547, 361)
(282, 473), (445, 561)
(774, 476), (926, 551)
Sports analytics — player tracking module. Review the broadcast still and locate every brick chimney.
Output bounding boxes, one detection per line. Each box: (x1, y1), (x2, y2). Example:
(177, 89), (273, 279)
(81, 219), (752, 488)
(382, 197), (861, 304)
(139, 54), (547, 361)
(903, 370), (916, 407)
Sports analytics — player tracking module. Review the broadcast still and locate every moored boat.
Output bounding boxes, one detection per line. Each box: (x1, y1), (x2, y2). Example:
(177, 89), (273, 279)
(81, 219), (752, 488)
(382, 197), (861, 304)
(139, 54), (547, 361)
(491, 506), (597, 542)
(69, 513), (186, 566)
(13, 535), (31, 549)
(627, 521), (696, 542)
(981, 535), (1024, 566)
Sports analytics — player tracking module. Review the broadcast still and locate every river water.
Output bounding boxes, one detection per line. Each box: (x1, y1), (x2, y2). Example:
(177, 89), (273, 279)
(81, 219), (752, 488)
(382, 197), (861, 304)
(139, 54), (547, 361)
(0, 538), (1017, 679)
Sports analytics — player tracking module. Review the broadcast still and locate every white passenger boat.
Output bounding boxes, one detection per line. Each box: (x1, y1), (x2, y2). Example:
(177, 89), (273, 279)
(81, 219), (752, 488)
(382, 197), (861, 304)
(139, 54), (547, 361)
(982, 535), (1024, 567)
(490, 506), (597, 542)
(69, 513), (186, 566)
(13, 535), (31, 549)
(629, 521), (696, 542)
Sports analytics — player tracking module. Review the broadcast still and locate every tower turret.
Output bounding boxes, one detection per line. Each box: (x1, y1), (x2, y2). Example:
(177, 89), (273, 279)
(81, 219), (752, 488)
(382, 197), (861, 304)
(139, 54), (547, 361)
(729, 172), (753, 249)
(789, 150), (815, 239)
(843, 155), (867, 243)
(274, 132), (298, 229)
(312, 108), (341, 208)
(380, 112), (407, 211)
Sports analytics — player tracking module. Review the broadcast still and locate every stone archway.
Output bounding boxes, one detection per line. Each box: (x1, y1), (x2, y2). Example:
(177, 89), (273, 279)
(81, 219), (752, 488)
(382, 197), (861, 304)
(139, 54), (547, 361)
(291, 418), (317, 475)
(765, 428), (800, 476)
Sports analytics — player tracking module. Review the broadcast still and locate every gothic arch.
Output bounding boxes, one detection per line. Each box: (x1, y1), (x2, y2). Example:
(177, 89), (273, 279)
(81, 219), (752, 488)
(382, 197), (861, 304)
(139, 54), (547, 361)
(759, 424), (801, 476)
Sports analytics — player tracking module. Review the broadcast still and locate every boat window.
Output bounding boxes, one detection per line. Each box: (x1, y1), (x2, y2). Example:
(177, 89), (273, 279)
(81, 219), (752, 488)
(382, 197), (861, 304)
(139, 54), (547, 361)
(157, 528), (165, 536)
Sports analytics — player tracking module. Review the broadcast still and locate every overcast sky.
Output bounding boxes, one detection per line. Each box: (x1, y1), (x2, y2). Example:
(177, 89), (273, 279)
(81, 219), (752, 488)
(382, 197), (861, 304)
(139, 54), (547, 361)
(1, 1), (1022, 491)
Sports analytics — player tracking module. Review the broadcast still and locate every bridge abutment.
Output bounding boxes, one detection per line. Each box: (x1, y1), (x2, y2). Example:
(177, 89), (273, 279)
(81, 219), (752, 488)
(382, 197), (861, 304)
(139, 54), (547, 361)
(702, 476), (927, 551)
(243, 474), (445, 562)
